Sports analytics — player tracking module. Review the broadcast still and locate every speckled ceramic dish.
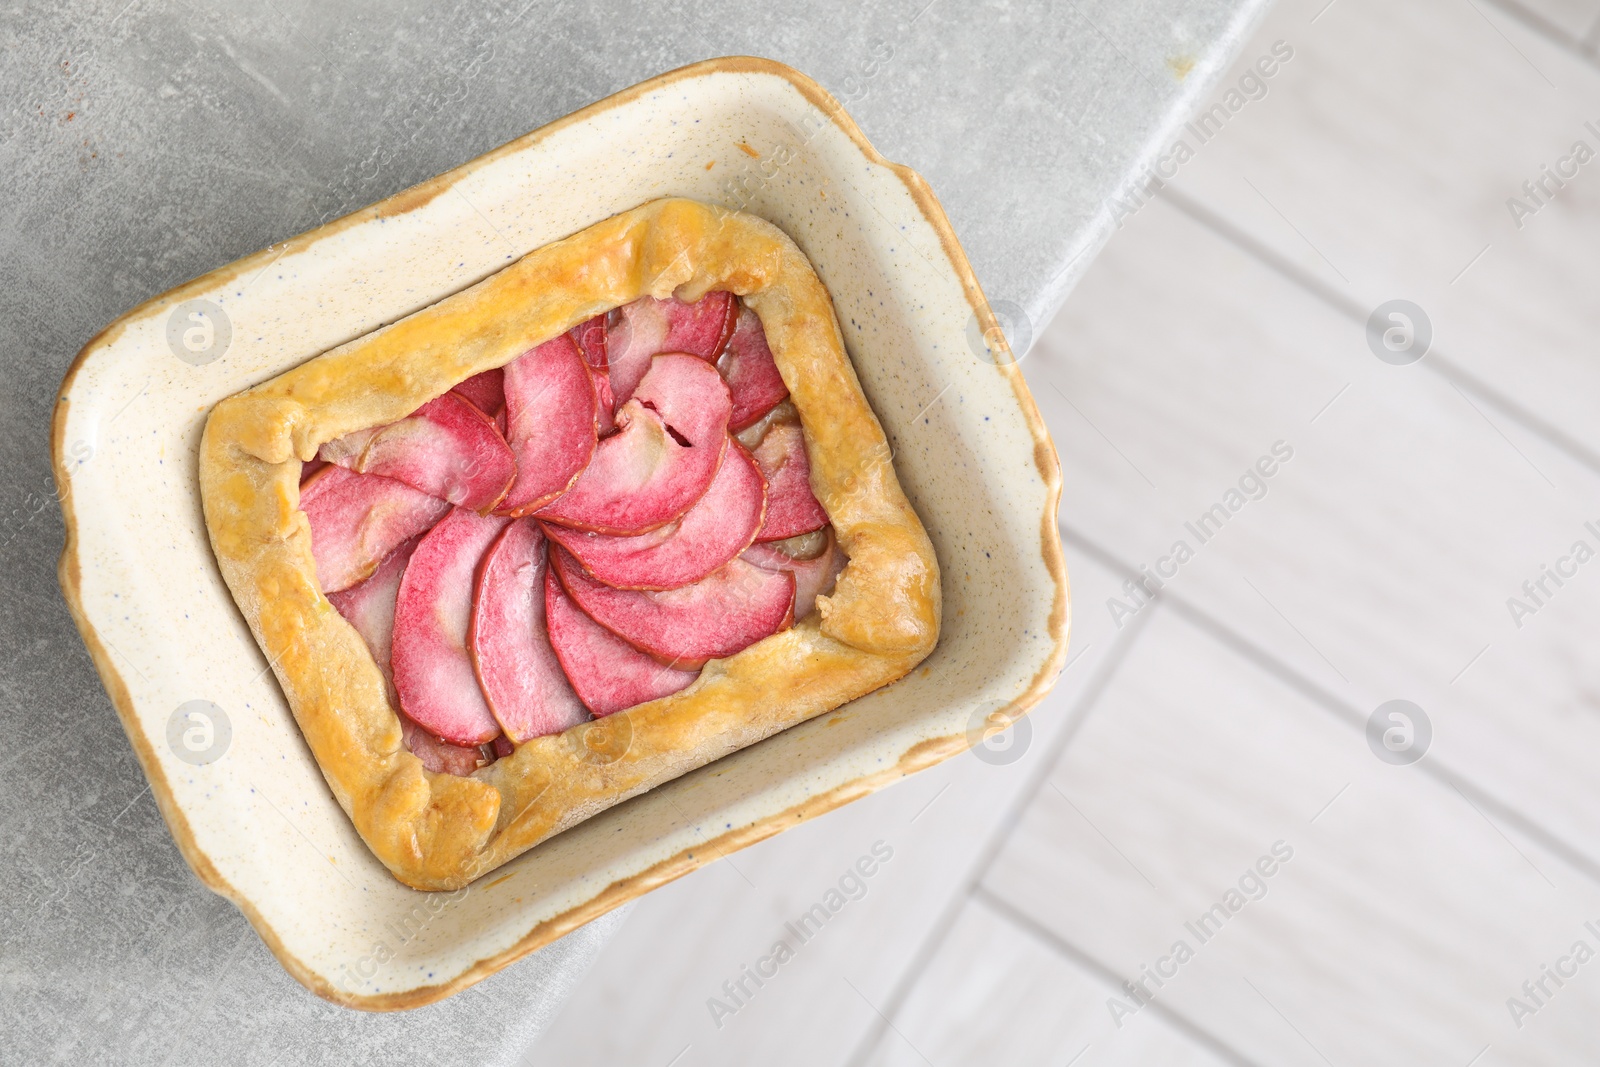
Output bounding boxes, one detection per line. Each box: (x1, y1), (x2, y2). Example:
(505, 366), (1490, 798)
(53, 57), (1067, 1010)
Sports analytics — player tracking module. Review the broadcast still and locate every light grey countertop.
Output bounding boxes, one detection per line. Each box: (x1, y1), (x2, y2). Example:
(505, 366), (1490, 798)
(0, 0), (1264, 1062)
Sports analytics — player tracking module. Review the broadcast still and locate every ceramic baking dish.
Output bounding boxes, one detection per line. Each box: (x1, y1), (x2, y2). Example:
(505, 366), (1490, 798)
(53, 56), (1068, 1009)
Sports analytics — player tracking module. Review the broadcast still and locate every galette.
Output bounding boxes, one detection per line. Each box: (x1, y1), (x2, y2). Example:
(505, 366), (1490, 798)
(200, 198), (939, 890)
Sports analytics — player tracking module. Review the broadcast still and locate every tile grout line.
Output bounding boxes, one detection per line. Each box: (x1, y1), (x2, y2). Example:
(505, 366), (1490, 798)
(1482, 0), (1599, 63)
(1465, 0), (1561, 89)
(1056, 521), (1600, 890)
(1160, 186), (1600, 485)
(971, 886), (1270, 1067)
(838, 601), (1163, 1067)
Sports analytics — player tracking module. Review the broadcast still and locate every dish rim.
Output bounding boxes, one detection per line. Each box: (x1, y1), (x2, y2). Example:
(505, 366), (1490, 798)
(51, 54), (1068, 1011)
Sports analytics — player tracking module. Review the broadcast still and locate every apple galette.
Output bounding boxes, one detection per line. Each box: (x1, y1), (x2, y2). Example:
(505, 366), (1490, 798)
(200, 198), (939, 890)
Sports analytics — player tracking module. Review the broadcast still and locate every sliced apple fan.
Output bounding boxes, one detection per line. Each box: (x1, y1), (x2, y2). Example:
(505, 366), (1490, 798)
(302, 292), (838, 774)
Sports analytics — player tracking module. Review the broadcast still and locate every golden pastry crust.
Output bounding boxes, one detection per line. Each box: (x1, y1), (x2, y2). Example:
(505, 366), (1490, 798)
(199, 197), (940, 891)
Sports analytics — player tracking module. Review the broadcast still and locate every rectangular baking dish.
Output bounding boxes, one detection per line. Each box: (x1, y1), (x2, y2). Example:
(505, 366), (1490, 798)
(53, 56), (1067, 1009)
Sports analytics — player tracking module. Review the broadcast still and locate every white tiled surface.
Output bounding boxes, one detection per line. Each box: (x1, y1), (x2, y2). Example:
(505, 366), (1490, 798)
(525, 2), (1600, 1063)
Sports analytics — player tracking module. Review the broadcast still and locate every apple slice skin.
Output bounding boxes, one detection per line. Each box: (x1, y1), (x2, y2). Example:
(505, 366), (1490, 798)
(551, 544), (794, 666)
(752, 421), (829, 542)
(571, 314), (616, 435)
(718, 307), (789, 432)
(469, 519), (590, 742)
(498, 333), (600, 516)
(742, 528), (847, 621)
(606, 291), (738, 403)
(543, 436), (766, 591)
(592, 374), (617, 437)
(453, 368), (505, 414)
(538, 353), (732, 536)
(571, 314), (610, 371)
(391, 507), (511, 746)
(545, 569), (699, 717)
(319, 392), (516, 513)
(302, 466), (452, 593)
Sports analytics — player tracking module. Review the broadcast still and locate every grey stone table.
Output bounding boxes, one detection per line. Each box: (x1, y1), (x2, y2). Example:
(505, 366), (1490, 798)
(0, 0), (1265, 1062)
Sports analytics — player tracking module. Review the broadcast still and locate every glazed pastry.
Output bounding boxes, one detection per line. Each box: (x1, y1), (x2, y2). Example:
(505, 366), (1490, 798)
(199, 197), (940, 891)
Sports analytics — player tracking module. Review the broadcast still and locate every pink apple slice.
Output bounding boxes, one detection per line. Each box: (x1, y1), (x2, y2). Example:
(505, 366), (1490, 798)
(604, 298), (666, 405)
(391, 507), (510, 745)
(543, 436), (765, 590)
(743, 528), (847, 621)
(468, 519), (590, 742)
(606, 291), (738, 403)
(319, 392), (516, 513)
(752, 421), (829, 542)
(660, 289), (738, 358)
(453, 368), (505, 414)
(328, 536), (420, 683)
(497, 333), (600, 516)
(545, 569), (699, 716)
(538, 353), (732, 535)
(302, 466), (451, 593)
(551, 544), (794, 666)
(718, 307), (789, 432)
(399, 713), (492, 776)
(592, 373), (616, 437)
(299, 457), (328, 484)
(571, 313), (610, 371)
(571, 313), (616, 435)
(328, 538), (504, 774)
